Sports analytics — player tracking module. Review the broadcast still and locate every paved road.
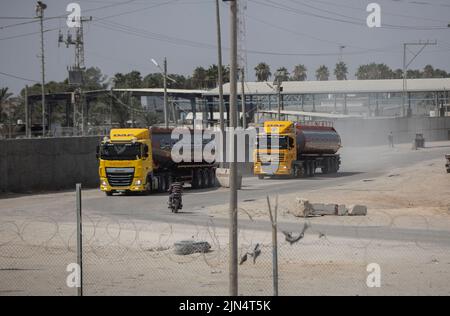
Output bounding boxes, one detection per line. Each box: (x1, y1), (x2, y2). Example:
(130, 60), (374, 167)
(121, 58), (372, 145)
(75, 142), (450, 245)
(85, 143), (450, 215)
(1, 142), (449, 245)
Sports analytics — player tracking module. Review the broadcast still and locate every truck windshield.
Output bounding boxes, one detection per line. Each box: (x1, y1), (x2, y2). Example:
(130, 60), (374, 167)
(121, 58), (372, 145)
(257, 136), (290, 149)
(100, 143), (142, 160)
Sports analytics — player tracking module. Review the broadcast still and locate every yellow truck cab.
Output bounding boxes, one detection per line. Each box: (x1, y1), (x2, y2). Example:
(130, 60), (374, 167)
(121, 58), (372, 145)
(98, 129), (152, 196)
(98, 127), (217, 196)
(254, 121), (296, 178)
(254, 121), (341, 179)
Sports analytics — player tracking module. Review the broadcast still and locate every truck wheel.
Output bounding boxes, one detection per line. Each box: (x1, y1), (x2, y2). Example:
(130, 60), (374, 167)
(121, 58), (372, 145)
(144, 177), (152, 195)
(209, 169), (216, 187)
(159, 176), (166, 193)
(258, 175), (265, 180)
(164, 174), (171, 192)
(105, 191), (113, 197)
(305, 162), (311, 177)
(321, 160), (330, 174)
(192, 170), (201, 189)
(201, 169), (208, 188)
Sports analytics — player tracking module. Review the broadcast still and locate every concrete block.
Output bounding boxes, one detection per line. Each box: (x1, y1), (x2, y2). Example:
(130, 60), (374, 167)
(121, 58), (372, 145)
(337, 204), (348, 216)
(348, 205), (368, 216)
(216, 168), (242, 189)
(292, 198), (314, 217)
(311, 203), (338, 216)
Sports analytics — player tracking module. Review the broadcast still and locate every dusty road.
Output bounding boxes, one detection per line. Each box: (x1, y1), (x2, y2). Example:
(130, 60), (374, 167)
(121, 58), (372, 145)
(1, 142), (450, 295)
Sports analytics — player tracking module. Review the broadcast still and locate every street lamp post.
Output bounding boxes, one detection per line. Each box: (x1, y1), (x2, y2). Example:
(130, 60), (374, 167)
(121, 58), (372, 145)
(151, 58), (176, 128)
(224, 0), (239, 297)
(36, 1), (47, 137)
(274, 74), (283, 121)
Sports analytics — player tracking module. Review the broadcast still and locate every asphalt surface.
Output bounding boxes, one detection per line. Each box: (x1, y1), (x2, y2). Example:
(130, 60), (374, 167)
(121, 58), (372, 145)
(77, 142), (450, 246)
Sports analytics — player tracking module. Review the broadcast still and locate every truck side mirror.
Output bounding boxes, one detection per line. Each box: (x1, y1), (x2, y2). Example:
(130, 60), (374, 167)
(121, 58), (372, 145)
(143, 144), (149, 158)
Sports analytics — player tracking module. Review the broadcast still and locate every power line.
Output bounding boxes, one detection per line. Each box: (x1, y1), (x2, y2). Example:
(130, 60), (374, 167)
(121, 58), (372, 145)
(250, 0), (449, 30)
(0, 27), (59, 41)
(92, 17), (403, 57)
(0, 17), (36, 20)
(0, 71), (40, 83)
(296, 0), (449, 24)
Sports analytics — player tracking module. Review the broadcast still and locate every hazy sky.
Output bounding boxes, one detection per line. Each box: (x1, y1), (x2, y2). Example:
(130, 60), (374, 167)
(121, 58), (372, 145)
(1, 0), (450, 93)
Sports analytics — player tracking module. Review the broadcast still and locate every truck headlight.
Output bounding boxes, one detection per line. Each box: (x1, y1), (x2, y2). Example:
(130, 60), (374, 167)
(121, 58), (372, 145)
(102, 180), (107, 186)
(135, 180), (142, 185)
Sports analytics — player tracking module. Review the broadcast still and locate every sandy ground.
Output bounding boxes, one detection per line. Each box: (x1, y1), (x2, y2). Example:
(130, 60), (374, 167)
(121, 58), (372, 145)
(1, 152), (450, 296)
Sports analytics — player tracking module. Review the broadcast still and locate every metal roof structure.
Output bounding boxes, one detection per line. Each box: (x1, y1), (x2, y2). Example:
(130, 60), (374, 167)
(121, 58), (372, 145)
(113, 88), (207, 98)
(260, 110), (363, 119)
(204, 78), (450, 96)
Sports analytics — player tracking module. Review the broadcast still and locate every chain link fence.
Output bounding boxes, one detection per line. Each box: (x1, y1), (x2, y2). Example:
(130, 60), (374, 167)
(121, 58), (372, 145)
(1, 189), (449, 296)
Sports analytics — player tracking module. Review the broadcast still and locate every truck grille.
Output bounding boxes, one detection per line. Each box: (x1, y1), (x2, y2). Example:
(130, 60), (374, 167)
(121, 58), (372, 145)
(257, 153), (285, 163)
(106, 168), (135, 187)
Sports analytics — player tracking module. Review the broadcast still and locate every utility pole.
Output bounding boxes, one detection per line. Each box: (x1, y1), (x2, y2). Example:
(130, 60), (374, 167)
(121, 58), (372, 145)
(275, 78), (283, 121)
(25, 85), (30, 138)
(36, 1), (47, 137)
(164, 58), (169, 128)
(216, 0), (225, 134)
(241, 68), (246, 129)
(338, 45), (345, 63)
(151, 57), (175, 128)
(227, 0), (238, 297)
(59, 16), (92, 135)
(402, 41), (437, 117)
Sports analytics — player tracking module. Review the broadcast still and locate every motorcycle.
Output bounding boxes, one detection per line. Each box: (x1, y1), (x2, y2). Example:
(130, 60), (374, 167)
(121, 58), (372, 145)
(169, 192), (183, 213)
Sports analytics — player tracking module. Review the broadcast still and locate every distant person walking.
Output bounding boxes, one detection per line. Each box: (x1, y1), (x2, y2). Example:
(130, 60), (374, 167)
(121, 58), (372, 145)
(388, 132), (394, 148)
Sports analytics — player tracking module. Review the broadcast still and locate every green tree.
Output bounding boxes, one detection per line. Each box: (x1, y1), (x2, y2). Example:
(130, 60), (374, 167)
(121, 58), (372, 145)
(334, 62), (348, 80)
(84, 67), (108, 90)
(406, 69), (422, 79)
(0, 87), (13, 123)
(291, 64), (307, 81)
(113, 71), (143, 89)
(355, 63), (394, 80)
(275, 67), (290, 82)
(205, 64), (230, 89)
(192, 67), (208, 89)
(393, 69), (404, 79)
(254, 62), (271, 82)
(316, 65), (330, 81)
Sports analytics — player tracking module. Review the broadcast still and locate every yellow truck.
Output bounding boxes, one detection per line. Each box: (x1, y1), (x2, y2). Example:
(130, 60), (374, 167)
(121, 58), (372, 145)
(254, 121), (341, 179)
(97, 128), (216, 196)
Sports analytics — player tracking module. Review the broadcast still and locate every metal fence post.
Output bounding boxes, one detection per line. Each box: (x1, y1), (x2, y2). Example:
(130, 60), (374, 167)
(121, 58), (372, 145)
(267, 196), (279, 296)
(76, 183), (83, 296)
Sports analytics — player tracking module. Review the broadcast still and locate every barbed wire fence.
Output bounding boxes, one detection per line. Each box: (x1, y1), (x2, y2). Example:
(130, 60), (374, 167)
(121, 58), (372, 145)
(0, 187), (449, 296)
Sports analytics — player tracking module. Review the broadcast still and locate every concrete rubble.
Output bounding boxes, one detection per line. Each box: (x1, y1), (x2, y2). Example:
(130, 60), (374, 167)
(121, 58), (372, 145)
(291, 198), (367, 217)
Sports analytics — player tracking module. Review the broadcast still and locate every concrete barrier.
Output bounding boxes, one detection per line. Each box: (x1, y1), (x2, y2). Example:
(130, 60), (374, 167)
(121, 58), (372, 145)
(0, 137), (101, 193)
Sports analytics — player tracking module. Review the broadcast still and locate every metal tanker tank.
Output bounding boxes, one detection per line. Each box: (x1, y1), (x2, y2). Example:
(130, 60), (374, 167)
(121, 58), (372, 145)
(150, 127), (215, 169)
(295, 125), (341, 155)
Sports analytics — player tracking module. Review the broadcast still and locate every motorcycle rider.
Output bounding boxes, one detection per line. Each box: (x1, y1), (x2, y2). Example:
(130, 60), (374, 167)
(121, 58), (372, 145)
(168, 180), (183, 210)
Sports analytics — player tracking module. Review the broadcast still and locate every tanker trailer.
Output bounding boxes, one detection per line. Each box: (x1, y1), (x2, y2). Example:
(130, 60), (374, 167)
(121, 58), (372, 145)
(98, 127), (217, 196)
(254, 121), (341, 179)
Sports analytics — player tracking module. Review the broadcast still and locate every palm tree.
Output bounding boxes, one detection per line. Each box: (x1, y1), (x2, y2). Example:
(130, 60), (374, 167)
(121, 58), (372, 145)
(275, 67), (290, 82)
(316, 65), (330, 81)
(423, 65), (435, 78)
(254, 62), (271, 82)
(291, 64), (307, 81)
(0, 87), (13, 124)
(192, 67), (208, 89)
(355, 63), (394, 80)
(334, 62), (348, 80)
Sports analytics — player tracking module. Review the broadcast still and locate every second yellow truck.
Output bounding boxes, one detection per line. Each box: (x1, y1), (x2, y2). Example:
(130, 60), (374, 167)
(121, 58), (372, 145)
(254, 121), (341, 178)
